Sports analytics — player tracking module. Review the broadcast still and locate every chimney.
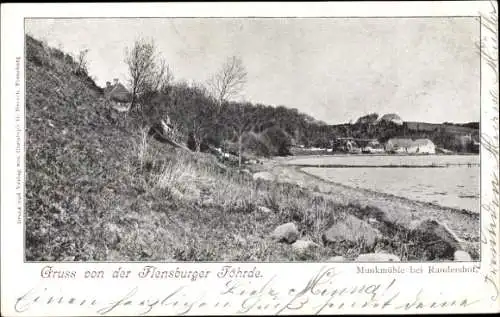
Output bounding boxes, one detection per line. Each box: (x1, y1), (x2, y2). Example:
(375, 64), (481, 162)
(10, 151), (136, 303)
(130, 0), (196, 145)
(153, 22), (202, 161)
(113, 78), (119, 85)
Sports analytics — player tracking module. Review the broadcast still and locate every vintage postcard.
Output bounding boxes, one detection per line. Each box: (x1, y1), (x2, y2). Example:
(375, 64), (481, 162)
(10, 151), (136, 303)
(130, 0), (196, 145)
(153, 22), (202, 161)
(1, 1), (499, 315)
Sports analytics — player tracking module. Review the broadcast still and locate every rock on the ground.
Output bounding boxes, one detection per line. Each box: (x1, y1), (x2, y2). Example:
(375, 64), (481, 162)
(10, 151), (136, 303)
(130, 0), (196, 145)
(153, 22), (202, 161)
(257, 206), (273, 214)
(322, 215), (379, 249)
(107, 250), (127, 261)
(454, 250), (472, 261)
(141, 249), (153, 258)
(409, 219), (462, 260)
(270, 222), (299, 244)
(292, 240), (319, 252)
(356, 253), (401, 262)
(201, 198), (215, 207)
(253, 171), (275, 182)
(169, 187), (184, 200)
(104, 223), (121, 247)
(327, 255), (348, 262)
(367, 217), (378, 225)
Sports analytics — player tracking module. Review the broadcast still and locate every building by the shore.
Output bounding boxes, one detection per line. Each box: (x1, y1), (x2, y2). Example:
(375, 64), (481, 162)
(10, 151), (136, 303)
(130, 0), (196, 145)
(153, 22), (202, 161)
(104, 78), (131, 111)
(332, 137), (362, 153)
(385, 138), (436, 154)
(361, 140), (385, 153)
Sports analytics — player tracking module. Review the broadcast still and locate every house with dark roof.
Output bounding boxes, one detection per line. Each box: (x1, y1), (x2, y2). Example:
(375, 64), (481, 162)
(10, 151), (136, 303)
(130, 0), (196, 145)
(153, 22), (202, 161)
(332, 137), (362, 153)
(104, 78), (131, 104)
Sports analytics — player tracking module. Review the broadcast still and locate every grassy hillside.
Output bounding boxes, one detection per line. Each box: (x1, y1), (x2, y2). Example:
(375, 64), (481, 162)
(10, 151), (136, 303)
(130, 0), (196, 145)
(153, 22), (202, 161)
(25, 35), (476, 262)
(24, 35), (351, 261)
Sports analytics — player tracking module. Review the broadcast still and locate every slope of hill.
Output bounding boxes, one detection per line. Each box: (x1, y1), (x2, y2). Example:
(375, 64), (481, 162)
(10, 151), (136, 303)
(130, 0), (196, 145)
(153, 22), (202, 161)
(23, 35), (352, 261)
(25, 35), (225, 260)
(26, 35), (145, 260)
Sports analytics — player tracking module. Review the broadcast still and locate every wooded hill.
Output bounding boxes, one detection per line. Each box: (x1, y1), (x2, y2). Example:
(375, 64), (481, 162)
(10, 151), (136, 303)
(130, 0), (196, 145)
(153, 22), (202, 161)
(316, 116), (480, 153)
(131, 82), (480, 155)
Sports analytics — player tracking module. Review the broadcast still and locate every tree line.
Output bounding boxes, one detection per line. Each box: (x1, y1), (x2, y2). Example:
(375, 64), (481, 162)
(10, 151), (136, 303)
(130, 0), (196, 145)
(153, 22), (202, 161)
(122, 38), (332, 166)
(121, 38), (480, 162)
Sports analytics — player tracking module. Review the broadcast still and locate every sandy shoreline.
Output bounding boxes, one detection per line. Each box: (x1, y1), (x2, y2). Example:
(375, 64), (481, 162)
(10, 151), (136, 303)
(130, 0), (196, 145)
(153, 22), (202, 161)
(255, 156), (480, 250)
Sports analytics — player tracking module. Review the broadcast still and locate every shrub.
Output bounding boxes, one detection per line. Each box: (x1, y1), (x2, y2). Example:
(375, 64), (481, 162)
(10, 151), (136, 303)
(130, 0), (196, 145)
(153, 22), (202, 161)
(262, 126), (292, 156)
(242, 132), (272, 157)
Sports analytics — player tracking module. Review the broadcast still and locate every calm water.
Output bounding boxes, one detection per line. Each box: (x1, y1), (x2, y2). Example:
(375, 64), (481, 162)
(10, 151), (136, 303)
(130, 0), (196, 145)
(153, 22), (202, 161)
(295, 155), (480, 213)
(286, 154), (480, 167)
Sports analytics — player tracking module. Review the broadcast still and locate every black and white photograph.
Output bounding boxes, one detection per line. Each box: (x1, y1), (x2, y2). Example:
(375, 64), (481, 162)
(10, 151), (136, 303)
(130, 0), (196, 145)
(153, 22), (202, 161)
(2, 2), (500, 316)
(25, 16), (481, 263)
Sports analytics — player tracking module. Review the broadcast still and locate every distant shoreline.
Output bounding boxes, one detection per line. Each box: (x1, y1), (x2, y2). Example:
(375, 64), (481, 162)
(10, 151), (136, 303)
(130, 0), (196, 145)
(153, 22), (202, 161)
(281, 164), (479, 168)
(287, 152), (480, 157)
(277, 153), (480, 168)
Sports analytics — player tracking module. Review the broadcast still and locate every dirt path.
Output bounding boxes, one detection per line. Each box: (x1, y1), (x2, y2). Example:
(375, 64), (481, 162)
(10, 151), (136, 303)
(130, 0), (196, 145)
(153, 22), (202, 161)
(259, 157), (480, 249)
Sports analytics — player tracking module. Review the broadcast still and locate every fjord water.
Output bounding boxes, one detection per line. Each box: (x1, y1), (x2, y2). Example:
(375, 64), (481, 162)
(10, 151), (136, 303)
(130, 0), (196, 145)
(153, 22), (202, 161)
(294, 155), (480, 213)
(287, 154), (480, 167)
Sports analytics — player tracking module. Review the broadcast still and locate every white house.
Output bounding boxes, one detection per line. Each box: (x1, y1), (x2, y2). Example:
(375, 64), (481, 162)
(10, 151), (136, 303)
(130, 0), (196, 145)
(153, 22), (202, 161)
(362, 140), (385, 153)
(413, 139), (436, 154)
(385, 138), (436, 154)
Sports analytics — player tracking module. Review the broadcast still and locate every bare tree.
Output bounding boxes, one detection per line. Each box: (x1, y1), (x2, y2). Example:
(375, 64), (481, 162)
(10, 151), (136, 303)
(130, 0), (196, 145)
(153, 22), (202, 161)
(124, 38), (170, 113)
(226, 102), (257, 168)
(207, 56), (248, 107)
(144, 59), (173, 96)
(74, 49), (89, 76)
(207, 56), (248, 154)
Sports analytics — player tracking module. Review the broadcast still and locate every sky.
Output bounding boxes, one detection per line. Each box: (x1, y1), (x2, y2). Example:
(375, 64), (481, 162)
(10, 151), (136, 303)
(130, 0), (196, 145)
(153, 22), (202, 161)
(26, 17), (480, 124)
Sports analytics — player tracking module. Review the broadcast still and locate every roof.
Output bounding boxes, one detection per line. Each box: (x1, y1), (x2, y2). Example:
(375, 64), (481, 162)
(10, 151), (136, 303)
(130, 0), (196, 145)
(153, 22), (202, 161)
(357, 139), (379, 147)
(387, 138), (435, 147)
(413, 138), (434, 146)
(105, 83), (131, 102)
(386, 138), (414, 148)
